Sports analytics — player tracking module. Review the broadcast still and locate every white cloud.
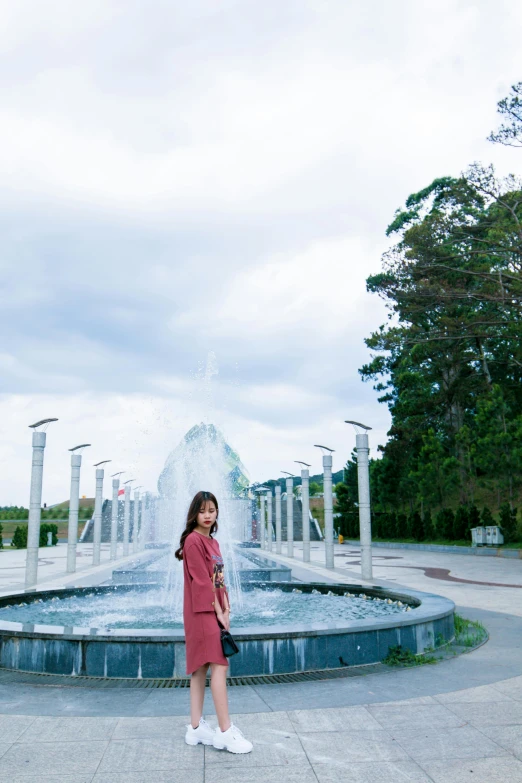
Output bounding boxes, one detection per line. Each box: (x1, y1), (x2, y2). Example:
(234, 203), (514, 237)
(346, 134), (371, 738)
(2, 0), (521, 502)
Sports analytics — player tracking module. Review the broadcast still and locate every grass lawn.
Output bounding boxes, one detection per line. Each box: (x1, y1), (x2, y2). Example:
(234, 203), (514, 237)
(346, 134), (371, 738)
(345, 536), (522, 549)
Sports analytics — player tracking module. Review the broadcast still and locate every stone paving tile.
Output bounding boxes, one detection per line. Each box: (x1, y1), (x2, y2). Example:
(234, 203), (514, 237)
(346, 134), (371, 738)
(445, 700), (522, 726)
(313, 759), (432, 782)
(113, 715), (190, 739)
(419, 755), (522, 782)
(299, 729), (409, 764)
(97, 737), (204, 773)
(367, 703), (466, 733)
(434, 684), (516, 703)
(370, 696), (437, 707)
(0, 715), (35, 742)
(204, 765), (316, 783)
(0, 742), (14, 762)
(493, 676), (522, 701)
(0, 740), (107, 777)
(287, 705), (381, 732)
(207, 711), (295, 733)
(205, 732), (307, 767)
(480, 724), (522, 759)
(6, 776), (94, 783)
(94, 772), (203, 783)
(19, 716), (119, 742)
(391, 725), (508, 761)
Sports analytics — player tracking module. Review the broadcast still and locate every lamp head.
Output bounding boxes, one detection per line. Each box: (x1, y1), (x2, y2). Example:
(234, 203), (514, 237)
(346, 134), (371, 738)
(29, 418), (58, 430)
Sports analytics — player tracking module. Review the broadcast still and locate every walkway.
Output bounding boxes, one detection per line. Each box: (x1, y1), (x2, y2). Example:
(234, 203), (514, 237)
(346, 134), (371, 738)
(0, 541), (519, 781)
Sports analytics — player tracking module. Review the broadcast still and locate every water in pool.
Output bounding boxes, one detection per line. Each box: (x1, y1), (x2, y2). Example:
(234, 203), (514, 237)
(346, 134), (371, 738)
(0, 588), (410, 630)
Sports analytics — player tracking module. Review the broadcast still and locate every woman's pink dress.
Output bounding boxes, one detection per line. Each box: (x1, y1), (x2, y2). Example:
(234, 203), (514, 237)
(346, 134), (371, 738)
(183, 530), (229, 674)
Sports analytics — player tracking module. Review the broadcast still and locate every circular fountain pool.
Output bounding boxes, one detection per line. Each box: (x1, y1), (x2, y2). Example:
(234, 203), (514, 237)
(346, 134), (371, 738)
(0, 582), (455, 679)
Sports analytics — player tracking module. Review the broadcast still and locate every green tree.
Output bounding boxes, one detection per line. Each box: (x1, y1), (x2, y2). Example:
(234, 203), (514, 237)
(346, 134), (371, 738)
(308, 482), (321, 497)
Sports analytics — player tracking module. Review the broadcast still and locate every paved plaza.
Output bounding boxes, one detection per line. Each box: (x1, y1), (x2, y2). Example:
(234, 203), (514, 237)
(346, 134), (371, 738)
(0, 541), (520, 781)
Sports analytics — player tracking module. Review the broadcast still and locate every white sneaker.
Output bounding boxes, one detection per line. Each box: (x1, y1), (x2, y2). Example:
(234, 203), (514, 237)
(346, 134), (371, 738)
(213, 723), (253, 754)
(185, 718), (215, 746)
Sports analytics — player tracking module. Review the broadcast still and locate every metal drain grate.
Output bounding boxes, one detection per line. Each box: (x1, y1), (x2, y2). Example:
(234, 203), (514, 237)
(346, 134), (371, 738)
(0, 662), (391, 689)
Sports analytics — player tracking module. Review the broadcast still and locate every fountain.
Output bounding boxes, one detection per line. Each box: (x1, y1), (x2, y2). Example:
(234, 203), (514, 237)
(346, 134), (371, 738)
(0, 357), (454, 679)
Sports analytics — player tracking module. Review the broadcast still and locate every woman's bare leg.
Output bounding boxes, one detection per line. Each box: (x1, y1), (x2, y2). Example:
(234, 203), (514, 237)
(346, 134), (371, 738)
(190, 664), (209, 728)
(210, 663), (231, 732)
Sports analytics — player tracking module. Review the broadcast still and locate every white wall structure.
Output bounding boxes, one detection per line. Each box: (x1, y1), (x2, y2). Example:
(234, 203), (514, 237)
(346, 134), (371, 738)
(286, 477), (294, 558)
(92, 468), (104, 566)
(132, 488), (140, 553)
(66, 454), (82, 573)
(123, 485), (131, 556)
(356, 432), (373, 580)
(275, 485), (282, 554)
(323, 453), (334, 569)
(301, 468), (311, 563)
(110, 478), (119, 560)
(25, 430), (47, 587)
(259, 493), (266, 549)
(266, 490), (273, 552)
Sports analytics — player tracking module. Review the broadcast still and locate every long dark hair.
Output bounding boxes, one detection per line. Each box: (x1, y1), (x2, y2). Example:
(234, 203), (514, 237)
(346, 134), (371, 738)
(174, 490), (219, 560)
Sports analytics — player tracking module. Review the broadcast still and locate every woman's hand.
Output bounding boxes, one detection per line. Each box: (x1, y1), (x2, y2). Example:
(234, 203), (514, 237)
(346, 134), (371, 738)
(216, 592), (231, 631)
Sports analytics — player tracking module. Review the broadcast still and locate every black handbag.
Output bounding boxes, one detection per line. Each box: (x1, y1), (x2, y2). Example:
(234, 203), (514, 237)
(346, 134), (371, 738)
(218, 621), (239, 657)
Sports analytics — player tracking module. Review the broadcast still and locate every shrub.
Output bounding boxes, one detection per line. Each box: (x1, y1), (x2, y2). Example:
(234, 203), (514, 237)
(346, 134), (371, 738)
(11, 525), (28, 549)
(423, 509), (434, 539)
(411, 511), (424, 542)
(395, 513), (407, 538)
(480, 506), (495, 527)
(40, 523), (58, 546)
(0, 523), (3, 549)
(499, 504), (518, 544)
(435, 509), (454, 539)
(453, 506), (469, 540)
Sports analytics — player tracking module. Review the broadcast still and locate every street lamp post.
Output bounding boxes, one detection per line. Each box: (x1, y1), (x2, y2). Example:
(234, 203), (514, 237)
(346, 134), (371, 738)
(314, 445), (335, 569)
(139, 492), (148, 551)
(295, 461), (311, 562)
(123, 480), (134, 556)
(346, 421), (373, 580)
(259, 492), (266, 549)
(275, 484), (282, 554)
(93, 460), (111, 566)
(266, 489), (273, 552)
(132, 486), (142, 553)
(110, 472), (124, 560)
(67, 444), (91, 574)
(282, 472), (294, 558)
(25, 418), (58, 588)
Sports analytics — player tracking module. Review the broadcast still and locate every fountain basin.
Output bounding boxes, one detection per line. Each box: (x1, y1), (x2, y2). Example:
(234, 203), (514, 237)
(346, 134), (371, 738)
(0, 583), (454, 678)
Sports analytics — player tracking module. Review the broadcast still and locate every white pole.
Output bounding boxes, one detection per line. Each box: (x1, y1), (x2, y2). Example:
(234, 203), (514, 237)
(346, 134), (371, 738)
(301, 468), (310, 563)
(260, 494), (266, 549)
(139, 493), (146, 550)
(286, 477), (294, 557)
(92, 468), (104, 566)
(132, 489), (140, 553)
(356, 432), (373, 580)
(123, 485), (131, 556)
(25, 431), (46, 587)
(266, 490), (273, 552)
(323, 453), (334, 569)
(66, 454), (82, 573)
(110, 479), (119, 560)
(275, 485), (282, 554)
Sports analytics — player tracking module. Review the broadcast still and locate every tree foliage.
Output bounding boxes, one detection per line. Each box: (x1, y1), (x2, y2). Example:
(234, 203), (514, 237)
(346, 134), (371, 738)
(355, 85), (522, 542)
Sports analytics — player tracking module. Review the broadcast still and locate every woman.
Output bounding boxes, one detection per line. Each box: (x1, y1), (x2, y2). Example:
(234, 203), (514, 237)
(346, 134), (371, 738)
(175, 490), (253, 754)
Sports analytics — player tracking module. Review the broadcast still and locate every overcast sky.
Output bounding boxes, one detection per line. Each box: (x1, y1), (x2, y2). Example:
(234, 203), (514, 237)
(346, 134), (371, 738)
(1, 0), (521, 505)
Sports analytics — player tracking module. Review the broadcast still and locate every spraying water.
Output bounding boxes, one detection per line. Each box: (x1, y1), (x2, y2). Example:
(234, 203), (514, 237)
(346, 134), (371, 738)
(157, 354), (250, 613)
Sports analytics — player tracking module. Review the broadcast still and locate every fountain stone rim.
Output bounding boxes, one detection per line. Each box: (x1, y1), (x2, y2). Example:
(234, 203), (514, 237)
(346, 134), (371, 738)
(0, 582), (455, 642)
